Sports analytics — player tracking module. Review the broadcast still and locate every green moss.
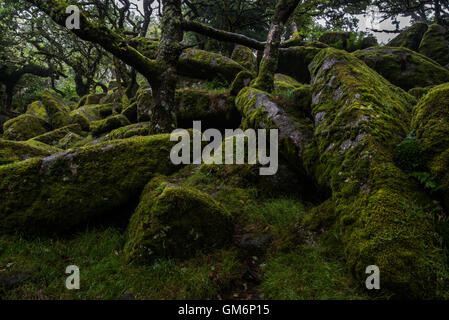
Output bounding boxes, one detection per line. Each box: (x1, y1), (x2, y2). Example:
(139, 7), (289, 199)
(419, 24), (449, 68)
(58, 132), (84, 150)
(408, 86), (435, 100)
(412, 83), (449, 209)
(0, 139), (61, 165)
(29, 124), (83, 146)
(91, 114), (131, 137)
(105, 123), (151, 140)
(231, 45), (257, 72)
(41, 91), (72, 129)
(388, 22), (429, 51)
(230, 71), (254, 97)
(77, 93), (106, 108)
(0, 134), (188, 235)
(125, 176), (234, 263)
(26, 101), (50, 122)
(3, 114), (51, 141)
(69, 104), (115, 131)
(354, 47), (449, 91)
(393, 135), (426, 172)
(179, 48), (246, 83)
(306, 48), (446, 298)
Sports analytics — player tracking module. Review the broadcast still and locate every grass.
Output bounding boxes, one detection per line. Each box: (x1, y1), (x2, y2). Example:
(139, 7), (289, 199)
(0, 227), (244, 300)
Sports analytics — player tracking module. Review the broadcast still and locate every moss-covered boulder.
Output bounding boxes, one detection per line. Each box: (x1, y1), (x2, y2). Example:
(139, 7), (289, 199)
(58, 132), (84, 150)
(354, 47), (449, 91)
(277, 46), (323, 83)
(124, 176), (233, 262)
(412, 83), (449, 208)
(29, 124), (83, 146)
(419, 24), (449, 68)
(77, 93), (106, 108)
(179, 49), (247, 83)
(0, 134), (188, 235)
(305, 48), (445, 298)
(175, 89), (240, 130)
(69, 104), (115, 131)
(105, 123), (151, 140)
(135, 85), (152, 122)
(388, 22), (429, 51)
(230, 71), (254, 96)
(3, 114), (51, 141)
(91, 114), (130, 137)
(0, 139), (61, 165)
(26, 101), (50, 123)
(40, 92), (72, 129)
(231, 45), (257, 72)
(235, 85), (313, 172)
(273, 74), (312, 115)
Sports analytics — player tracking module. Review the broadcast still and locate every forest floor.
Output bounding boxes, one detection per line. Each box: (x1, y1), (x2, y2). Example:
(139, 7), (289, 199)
(0, 166), (373, 300)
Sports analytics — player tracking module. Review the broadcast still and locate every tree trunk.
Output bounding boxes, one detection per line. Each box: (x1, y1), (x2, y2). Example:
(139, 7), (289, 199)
(252, 0), (301, 93)
(150, 0), (184, 133)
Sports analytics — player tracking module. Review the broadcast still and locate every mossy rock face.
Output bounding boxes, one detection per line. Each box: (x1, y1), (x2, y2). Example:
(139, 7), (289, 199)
(125, 176), (234, 263)
(91, 114), (131, 137)
(40, 92), (72, 129)
(354, 46), (449, 91)
(408, 86), (435, 100)
(26, 101), (50, 123)
(105, 123), (151, 140)
(273, 74), (312, 116)
(58, 132), (84, 150)
(419, 24), (449, 68)
(235, 86), (313, 173)
(77, 93), (106, 108)
(135, 85), (152, 122)
(412, 83), (449, 207)
(3, 114), (51, 141)
(0, 134), (186, 235)
(29, 124), (83, 146)
(175, 89), (240, 130)
(69, 104), (115, 131)
(278, 46), (323, 83)
(319, 31), (350, 48)
(388, 22), (429, 51)
(230, 71), (254, 96)
(306, 48), (444, 298)
(179, 48), (247, 83)
(0, 139), (62, 165)
(231, 45), (257, 72)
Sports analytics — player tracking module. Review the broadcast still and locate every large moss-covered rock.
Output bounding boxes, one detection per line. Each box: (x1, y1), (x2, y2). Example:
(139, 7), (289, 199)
(124, 176), (233, 262)
(412, 83), (449, 208)
(419, 24), (449, 68)
(230, 71), (254, 96)
(179, 48), (247, 83)
(40, 92), (72, 129)
(235, 85), (313, 172)
(274, 74), (312, 116)
(105, 123), (151, 140)
(277, 46), (323, 83)
(305, 48), (445, 298)
(58, 132), (84, 150)
(69, 104), (114, 131)
(91, 114), (131, 137)
(0, 139), (61, 165)
(26, 101), (50, 123)
(3, 114), (51, 141)
(77, 93), (106, 108)
(0, 134), (187, 235)
(175, 89), (239, 130)
(354, 47), (449, 91)
(135, 85), (152, 122)
(231, 45), (257, 72)
(29, 124), (83, 146)
(388, 22), (429, 51)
